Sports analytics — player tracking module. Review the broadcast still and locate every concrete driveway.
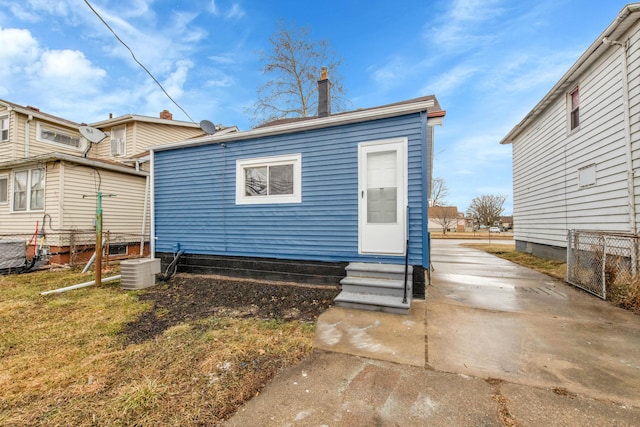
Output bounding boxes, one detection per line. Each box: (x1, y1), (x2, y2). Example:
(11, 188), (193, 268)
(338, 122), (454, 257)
(226, 239), (640, 426)
(428, 239), (640, 407)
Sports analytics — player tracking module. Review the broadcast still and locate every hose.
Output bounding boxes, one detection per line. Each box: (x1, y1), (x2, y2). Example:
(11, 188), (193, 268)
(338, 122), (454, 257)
(158, 249), (185, 282)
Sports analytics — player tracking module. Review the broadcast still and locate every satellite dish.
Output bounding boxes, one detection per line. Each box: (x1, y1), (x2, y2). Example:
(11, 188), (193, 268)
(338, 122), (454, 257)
(79, 126), (108, 144)
(199, 119), (217, 135)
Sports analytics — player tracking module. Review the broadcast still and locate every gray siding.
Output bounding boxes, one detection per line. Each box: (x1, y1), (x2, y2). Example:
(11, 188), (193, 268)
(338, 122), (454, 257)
(154, 114), (427, 266)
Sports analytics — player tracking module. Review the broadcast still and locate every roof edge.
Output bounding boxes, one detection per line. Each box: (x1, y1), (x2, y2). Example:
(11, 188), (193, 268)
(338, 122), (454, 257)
(0, 153), (148, 177)
(90, 114), (201, 128)
(152, 97), (440, 152)
(499, 3), (640, 145)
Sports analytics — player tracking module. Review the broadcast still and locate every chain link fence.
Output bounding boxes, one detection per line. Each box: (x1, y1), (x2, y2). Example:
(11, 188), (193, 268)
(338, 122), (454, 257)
(0, 230), (149, 274)
(567, 230), (639, 300)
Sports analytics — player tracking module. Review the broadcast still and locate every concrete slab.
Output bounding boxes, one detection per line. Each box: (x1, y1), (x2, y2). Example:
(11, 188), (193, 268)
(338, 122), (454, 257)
(314, 300), (426, 367)
(226, 352), (504, 427)
(224, 239), (640, 426)
(428, 239), (640, 407)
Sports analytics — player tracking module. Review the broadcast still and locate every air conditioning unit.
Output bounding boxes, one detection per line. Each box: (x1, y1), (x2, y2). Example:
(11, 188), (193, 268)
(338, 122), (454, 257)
(120, 258), (161, 290)
(0, 240), (27, 271)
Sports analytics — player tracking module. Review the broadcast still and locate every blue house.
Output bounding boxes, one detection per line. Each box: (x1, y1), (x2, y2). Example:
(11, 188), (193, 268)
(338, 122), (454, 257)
(150, 86), (444, 314)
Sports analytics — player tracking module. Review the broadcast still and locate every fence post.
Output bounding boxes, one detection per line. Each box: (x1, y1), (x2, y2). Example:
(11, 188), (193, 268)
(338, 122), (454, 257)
(566, 230), (572, 282)
(601, 235), (607, 300)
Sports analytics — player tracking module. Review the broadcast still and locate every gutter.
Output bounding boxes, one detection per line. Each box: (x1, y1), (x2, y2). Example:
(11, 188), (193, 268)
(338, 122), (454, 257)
(152, 98), (436, 153)
(0, 152), (148, 177)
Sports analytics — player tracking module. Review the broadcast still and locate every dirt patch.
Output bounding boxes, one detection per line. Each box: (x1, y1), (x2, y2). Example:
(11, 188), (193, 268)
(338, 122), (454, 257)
(123, 273), (341, 345)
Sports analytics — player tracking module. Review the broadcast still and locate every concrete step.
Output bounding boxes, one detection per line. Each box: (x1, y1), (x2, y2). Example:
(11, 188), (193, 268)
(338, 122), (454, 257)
(334, 291), (411, 315)
(345, 262), (412, 281)
(339, 276), (411, 298)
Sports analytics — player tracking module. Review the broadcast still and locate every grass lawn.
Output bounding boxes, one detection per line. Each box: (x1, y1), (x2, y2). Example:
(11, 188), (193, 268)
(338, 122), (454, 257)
(0, 268), (320, 426)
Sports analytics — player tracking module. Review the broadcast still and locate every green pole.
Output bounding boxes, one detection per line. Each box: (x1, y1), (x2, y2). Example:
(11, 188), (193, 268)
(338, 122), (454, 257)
(95, 192), (102, 286)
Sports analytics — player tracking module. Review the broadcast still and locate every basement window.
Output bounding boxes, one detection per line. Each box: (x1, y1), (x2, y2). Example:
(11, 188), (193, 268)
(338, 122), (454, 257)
(108, 243), (128, 256)
(236, 153), (302, 204)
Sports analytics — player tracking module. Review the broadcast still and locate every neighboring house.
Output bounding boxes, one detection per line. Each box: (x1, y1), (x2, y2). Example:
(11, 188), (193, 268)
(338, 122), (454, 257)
(0, 99), (206, 266)
(498, 216), (513, 231)
(428, 206), (464, 233)
(499, 3), (640, 260)
(151, 86), (445, 311)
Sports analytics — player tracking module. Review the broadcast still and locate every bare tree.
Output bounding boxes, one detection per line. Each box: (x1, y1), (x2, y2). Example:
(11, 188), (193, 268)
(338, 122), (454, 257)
(431, 206), (458, 235)
(430, 177), (449, 207)
(247, 20), (348, 126)
(466, 195), (507, 228)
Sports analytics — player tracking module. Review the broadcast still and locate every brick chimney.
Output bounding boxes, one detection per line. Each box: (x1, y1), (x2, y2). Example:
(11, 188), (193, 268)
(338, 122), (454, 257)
(317, 67), (331, 118)
(160, 110), (173, 120)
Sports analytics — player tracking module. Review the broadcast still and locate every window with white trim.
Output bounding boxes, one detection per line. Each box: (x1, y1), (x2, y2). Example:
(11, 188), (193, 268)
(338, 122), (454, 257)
(37, 122), (82, 149)
(111, 125), (126, 156)
(236, 154), (302, 204)
(13, 168), (45, 211)
(569, 86), (580, 131)
(0, 116), (8, 141)
(0, 175), (7, 204)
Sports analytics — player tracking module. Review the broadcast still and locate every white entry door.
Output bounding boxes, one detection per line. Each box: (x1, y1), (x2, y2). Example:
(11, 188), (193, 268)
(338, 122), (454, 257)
(358, 138), (407, 255)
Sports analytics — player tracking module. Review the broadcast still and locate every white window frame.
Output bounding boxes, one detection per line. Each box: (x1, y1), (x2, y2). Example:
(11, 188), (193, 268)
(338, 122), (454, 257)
(111, 125), (126, 157)
(235, 153), (302, 205)
(568, 86), (580, 132)
(12, 168), (45, 212)
(36, 122), (83, 150)
(0, 174), (8, 204)
(0, 115), (9, 142)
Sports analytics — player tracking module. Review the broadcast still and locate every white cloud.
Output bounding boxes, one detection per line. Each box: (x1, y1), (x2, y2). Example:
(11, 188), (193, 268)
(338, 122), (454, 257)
(422, 64), (479, 96)
(427, 0), (506, 51)
(0, 27), (40, 75)
(31, 49), (106, 95)
(225, 3), (245, 20)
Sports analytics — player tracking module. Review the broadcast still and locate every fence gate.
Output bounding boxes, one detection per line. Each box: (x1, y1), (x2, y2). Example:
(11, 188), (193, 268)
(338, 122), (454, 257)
(566, 230), (639, 300)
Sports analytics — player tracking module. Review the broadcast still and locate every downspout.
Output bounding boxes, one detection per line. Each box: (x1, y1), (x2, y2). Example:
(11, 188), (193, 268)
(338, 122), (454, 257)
(149, 150), (156, 258)
(603, 37), (636, 233)
(140, 175), (149, 255)
(420, 112), (429, 268)
(25, 114), (33, 158)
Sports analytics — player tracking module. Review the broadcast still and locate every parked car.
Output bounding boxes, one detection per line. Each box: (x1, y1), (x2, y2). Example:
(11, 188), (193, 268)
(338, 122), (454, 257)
(489, 226), (501, 233)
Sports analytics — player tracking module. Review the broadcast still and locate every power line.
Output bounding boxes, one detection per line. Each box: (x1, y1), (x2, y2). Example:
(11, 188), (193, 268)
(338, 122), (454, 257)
(83, 0), (196, 123)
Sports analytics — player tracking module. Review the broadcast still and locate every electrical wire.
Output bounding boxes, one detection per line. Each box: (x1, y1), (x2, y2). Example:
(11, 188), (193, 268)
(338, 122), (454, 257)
(83, 0), (196, 123)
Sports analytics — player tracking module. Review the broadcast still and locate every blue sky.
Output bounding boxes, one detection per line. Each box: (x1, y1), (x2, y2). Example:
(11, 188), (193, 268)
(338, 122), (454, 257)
(0, 0), (633, 214)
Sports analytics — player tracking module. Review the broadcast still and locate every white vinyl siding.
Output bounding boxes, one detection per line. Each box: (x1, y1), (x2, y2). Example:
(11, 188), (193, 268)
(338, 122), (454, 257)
(512, 24), (640, 249)
(61, 163), (148, 235)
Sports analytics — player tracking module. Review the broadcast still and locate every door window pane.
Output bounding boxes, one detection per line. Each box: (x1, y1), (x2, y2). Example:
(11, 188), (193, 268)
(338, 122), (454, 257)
(367, 188), (397, 223)
(367, 151), (397, 223)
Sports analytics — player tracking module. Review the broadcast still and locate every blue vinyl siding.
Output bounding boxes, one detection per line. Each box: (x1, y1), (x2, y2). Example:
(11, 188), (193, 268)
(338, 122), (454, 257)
(153, 113), (428, 266)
